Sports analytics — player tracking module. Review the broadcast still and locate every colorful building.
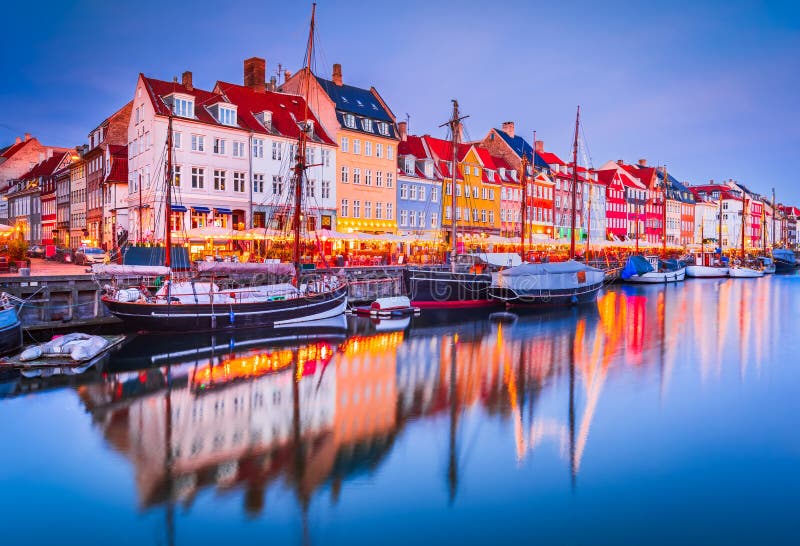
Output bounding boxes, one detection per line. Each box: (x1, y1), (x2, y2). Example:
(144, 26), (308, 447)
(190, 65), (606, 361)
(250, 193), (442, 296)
(282, 63), (399, 234)
(396, 128), (441, 236)
(596, 169), (627, 241)
(690, 183), (744, 250)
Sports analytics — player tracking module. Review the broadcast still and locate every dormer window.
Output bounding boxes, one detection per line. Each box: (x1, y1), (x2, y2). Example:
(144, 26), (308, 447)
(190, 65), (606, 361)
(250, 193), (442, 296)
(343, 114), (356, 129)
(361, 118), (373, 132)
(377, 122), (389, 136)
(218, 106), (237, 126)
(258, 110), (273, 131)
(172, 96), (194, 118)
(303, 120), (315, 137)
(404, 157), (415, 175)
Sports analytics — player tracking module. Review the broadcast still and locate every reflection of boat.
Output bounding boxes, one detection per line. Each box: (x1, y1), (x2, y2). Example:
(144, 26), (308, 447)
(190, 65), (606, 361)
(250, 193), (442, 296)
(773, 248), (797, 273)
(489, 261), (604, 306)
(0, 297), (22, 357)
(621, 255), (686, 283)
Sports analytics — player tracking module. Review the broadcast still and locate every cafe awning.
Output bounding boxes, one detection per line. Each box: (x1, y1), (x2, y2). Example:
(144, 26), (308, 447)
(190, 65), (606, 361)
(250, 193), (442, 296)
(191, 206), (211, 213)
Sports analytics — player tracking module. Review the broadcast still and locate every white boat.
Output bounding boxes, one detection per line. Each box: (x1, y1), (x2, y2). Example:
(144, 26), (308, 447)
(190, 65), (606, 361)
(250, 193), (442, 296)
(728, 267), (764, 278)
(758, 257), (776, 275)
(686, 265), (729, 278)
(621, 255), (686, 284)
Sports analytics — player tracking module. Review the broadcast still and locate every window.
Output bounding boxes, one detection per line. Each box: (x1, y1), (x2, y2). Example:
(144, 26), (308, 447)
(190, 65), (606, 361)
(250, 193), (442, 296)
(252, 138), (264, 158)
(191, 210), (206, 228)
(173, 97), (194, 118)
(489, 189), (495, 200)
(378, 122), (389, 136)
(173, 131), (181, 149)
(375, 143), (383, 158)
(431, 213), (439, 228)
(191, 135), (204, 152)
(489, 210), (495, 224)
(344, 114), (356, 129)
(233, 172), (245, 193)
(353, 168), (361, 184)
(432, 187), (439, 203)
(473, 187), (479, 198)
(481, 210), (487, 222)
(353, 200), (361, 218)
(322, 149), (331, 166)
(362, 119), (373, 132)
(271, 141), (282, 160)
(364, 201), (372, 218)
(388, 146), (394, 160)
(218, 106), (236, 126)
(400, 209), (409, 226)
(386, 202), (393, 220)
(253, 173), (264, 193)
(409, 210), (417, 227)
(375, 202), (383, 219)
(233, 141), (245, 158)
(213, 138), (225, 155)
(482, 187), (488, 200)
(191, 167), (205, 189)
(306, 146), (315, 165)
(341, 166), (349, 183)
(456, 185), (462, 197)
(172, 165), (181, 186)
(376, 171), (383, 187)
(400, 184), (409, 199)
(321, 180), (331, 199)
(341, 137), (349, 153)
(445, 208), (452, 220)
(410, 185), (418, 200)
(364, 141), (372, 156)
(340, 199), (349, 217)
(214, 170), (226, 191)
(272, 176), (284, 194)
(364, 169), (372, 186)
(353, 139), (361, 155)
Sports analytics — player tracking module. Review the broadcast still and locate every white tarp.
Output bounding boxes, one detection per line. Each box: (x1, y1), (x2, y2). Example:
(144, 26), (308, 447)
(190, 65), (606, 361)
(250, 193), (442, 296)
(495, 260), (605, 291)
(92, 264), (171, 277)
(197, 261), (295, 276)
(474, 252), (522, 268)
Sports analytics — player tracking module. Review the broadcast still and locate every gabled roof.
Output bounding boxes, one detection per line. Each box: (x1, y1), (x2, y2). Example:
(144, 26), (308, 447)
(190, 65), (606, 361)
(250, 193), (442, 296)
(142, 75), (242, 129)
(315, 77), (393, 122)
(1, 139), (32, 159)
(536, 151), (566, 167)
(494, 128), (534, 163)
(105, 147), (128, 184)
(19, 152), (69, 181)
(215, 82), (335, 145)
(398, 135), (428, 159)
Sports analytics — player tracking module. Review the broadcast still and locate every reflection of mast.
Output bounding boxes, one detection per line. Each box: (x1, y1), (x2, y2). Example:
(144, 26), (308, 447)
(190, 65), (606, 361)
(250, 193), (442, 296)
(447, 334), (459, 503)
(568, 319), (576, 488)
(163, 362), (175, 546)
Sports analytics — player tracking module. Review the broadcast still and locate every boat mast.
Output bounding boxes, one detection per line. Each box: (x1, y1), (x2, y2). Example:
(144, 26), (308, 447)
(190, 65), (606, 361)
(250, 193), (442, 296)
(165, 114), (173, 268)
(569, 106), (580, 260)
(772, 187), (776, 250)
(529, 130), (536, 251)
(519, 153), (528, 259)
(293, 3), (316, 279)
(741, 197), (747, 261)
(762, 196), (767, 255)
(718, 196), (723, 258)
(585, 170), (592, 259)
(440, 100), (467, 273)
(662, 166), (667, 254)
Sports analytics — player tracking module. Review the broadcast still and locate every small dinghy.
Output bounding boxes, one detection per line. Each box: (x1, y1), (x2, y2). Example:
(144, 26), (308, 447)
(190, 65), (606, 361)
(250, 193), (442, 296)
(350, 296), (421, 318)
(621, 255), (686, 284)
(1, 334), (126, 378)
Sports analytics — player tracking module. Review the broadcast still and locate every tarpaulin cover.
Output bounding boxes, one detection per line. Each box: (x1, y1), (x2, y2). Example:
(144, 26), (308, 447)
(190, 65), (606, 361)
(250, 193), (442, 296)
(621, 256), (654, 280)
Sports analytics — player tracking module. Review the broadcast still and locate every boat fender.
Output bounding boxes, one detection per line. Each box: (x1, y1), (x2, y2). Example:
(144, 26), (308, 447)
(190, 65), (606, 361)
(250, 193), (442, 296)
(19, 345), (43, 361)
(229, 309), (235, 324)
(571, 295), (578, 304)
(70, 337), (109, 362)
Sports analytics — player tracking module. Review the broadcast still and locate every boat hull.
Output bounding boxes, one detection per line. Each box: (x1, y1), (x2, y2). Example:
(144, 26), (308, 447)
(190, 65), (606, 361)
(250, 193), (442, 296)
(728, 268), (764, 278)
(774, 259), (797, 273)
(102, 285), (348, 332)
(623, 268), (686, 283)
(0, 307), (23, 357)
(489, 281), (603, 307)
(405, 268), (496, 309)
(686, 265), (729, 278)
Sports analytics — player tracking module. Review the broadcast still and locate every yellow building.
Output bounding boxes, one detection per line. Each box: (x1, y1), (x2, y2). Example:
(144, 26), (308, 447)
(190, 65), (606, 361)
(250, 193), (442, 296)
(422, 136), (501, 236)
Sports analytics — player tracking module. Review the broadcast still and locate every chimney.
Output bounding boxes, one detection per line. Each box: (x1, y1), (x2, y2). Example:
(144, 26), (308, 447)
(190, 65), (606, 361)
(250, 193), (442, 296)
(535, 140), (544, 153)
(269, 76), (277, 92)
(398, 121), (408, 142)
(15, 137), (21, 144)
(638, 158), (647, 166)
(243, 57), (266, 92)
(284, 69), (292, 83)
(182, 71), (193, 91)
(332, 63), (343, 86)
(617, 159), (623, 165)
(501, 121), (515, 138)
(24, 133), (31, 142)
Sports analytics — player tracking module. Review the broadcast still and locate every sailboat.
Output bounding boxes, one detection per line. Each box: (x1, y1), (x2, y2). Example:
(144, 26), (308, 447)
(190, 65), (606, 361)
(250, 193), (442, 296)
(98, 5), (348, 331)
(729, 197), (764, 278)
(404, 101), (496, 309)
(686, 198), (729, 277)
(489, 107), (604, 306)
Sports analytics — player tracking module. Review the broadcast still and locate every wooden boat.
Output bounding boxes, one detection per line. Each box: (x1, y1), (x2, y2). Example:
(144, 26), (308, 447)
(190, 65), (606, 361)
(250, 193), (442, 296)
(0, 297), (22, 357)
(728, 266), (764, 278)
(773, 248), (797, 273)
(488, 261), (605, 307)
(758, 257), (776, 274)
(685, 251), (728, 278)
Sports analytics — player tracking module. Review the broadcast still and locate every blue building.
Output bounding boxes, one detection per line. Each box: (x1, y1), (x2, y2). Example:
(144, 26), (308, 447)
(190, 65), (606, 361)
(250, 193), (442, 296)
(396, 132), (442, 236)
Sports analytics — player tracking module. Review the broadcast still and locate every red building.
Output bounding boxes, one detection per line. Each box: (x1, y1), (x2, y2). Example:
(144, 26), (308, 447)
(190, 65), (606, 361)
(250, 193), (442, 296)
(596, 169), (627, 241)
(621, 162), (662, 245)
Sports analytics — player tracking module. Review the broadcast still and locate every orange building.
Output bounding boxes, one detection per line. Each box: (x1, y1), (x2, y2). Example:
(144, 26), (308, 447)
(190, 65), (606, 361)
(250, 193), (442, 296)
(283, 64), (399, 233)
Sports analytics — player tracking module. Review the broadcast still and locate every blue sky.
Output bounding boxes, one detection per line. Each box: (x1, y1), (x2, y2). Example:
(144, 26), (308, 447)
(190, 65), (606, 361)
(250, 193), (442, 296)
(2, 0), (799, 202)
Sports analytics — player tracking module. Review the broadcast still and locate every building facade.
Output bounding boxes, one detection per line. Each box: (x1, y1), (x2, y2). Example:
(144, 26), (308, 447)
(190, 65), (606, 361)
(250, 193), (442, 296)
(396, 131), (441, 236)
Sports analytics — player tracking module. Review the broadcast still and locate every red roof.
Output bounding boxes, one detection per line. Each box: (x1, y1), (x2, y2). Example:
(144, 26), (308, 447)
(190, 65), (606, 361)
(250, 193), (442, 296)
(537, 151), (565, 166)
(19, 152), (69, 181)
(215, 82), (335, 145)
(142, 75), (234, 128)
(1, 139), (30, 159)
(105, 148), (128, 184)
(398, 135), (428, 159)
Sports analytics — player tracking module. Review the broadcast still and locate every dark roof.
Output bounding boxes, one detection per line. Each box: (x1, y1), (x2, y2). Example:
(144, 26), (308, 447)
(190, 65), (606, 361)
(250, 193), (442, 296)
(216, 82), (335, 145)
(495, 129), (535, 163)
(316, 77), (393, 121)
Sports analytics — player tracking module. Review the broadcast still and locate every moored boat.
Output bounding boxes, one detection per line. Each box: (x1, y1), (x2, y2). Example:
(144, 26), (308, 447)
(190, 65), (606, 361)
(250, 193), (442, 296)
(621, 255), (686, 283)
(0, 296), (22, 357)
(685, 251), (729, 278)
(728, 266), (765, 278)
(488, 261), (604, 307)
(772, 249), (796, 273)
(758, 256), (776, 274)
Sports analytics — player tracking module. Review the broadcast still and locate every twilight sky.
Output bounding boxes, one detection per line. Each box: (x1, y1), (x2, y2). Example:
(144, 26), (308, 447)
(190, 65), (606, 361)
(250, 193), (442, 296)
(2, 0), (799, 202)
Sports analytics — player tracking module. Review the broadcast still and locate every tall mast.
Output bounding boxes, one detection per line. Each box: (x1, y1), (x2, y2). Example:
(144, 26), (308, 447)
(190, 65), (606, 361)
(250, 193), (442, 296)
(165, 114), (173, 268)
(529, 130), (536, 251)
(718, 195), (723, 256)
(762, 196), (767, 255)
(519, 153), (528, 259)
(293, 3), (316, 279)
(439, 100), (467, 272)
(662, 166), (668, 254)
(569, 106), (580, 260)
(585, 170), (592, 258)
(741, 197), (747, 260)
(772, 187), (776, 250)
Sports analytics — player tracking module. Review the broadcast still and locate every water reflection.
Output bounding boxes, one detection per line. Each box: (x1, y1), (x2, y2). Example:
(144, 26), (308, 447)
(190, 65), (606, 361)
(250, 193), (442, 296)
(3, 276), (797, 543)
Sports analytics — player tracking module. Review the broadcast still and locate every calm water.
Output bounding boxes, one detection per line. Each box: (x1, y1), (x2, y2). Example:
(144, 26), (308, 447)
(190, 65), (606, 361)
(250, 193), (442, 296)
(1, 276), (799, 545)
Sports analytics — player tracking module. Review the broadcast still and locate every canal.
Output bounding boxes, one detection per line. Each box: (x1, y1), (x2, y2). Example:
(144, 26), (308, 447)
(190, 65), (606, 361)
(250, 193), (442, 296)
(1, 276), (799, 545)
